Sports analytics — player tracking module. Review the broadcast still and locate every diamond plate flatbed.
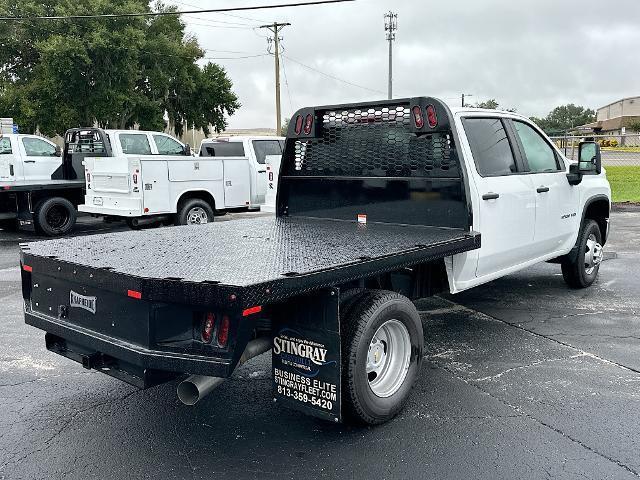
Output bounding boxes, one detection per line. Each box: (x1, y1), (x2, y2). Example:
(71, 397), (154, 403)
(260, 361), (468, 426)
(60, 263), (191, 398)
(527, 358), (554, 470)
(0, 180), (85, 192)
(21, 216), (480, 308)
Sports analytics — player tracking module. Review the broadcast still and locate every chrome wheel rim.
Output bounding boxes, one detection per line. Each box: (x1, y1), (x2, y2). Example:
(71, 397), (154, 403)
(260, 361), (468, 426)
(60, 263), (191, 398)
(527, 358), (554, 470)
(186, 207), (209, 225)
(366, 319), (411, 398)
(584, 233), (603, 275)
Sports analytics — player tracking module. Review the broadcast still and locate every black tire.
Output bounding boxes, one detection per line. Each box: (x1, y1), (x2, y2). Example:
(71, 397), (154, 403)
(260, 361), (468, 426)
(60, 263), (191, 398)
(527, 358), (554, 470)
(341, 290), (423, 425)
(125, 218), (142, 230)
(562, 219), (603, 288)
(0, 219), (18, 231)
(34, 197), (77, 237)
(175, 199), (214, 226)
(125, 218), (163, 230)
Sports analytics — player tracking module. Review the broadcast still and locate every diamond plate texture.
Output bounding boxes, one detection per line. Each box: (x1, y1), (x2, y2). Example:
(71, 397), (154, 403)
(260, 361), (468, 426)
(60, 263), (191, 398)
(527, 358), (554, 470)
(23, 217), (471, 287)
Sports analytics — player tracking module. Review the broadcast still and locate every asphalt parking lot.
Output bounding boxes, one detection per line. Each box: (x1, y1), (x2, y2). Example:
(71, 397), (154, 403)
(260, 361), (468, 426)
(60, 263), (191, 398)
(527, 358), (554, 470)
(0, 209), (639, 480)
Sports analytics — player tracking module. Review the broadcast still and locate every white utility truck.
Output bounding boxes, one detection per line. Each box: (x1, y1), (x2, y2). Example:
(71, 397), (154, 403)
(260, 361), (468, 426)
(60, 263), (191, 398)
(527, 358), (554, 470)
(0, 126), (85, 235)
(21, 98), (610, 425)
(81, 133), (285, 228)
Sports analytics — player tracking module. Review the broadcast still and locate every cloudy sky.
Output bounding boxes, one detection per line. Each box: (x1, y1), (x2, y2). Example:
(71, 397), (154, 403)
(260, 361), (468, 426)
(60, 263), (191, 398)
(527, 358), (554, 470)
(175, 0), (640, 130)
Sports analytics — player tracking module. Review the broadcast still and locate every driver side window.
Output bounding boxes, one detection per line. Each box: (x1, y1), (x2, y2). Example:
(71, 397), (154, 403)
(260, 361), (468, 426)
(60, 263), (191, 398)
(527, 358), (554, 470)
(22, 137), (56, 157)
(513, 121), (561, 172)
(153, 135), (184, 155)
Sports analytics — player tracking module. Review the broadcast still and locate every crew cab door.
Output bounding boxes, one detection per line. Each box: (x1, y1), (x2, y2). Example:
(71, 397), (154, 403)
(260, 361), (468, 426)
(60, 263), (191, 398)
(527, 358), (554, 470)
(20, 136), (61, 181)
(461, 117), (537, 278)
(510, 120), (580, 255)
(250, 139), (283, 205)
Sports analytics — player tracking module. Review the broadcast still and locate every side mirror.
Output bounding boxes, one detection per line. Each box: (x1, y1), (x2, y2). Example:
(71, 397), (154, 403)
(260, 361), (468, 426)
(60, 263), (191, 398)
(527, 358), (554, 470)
(578, 141), (601, 174)
(183, 144), (191, 156)
(55, 145), (62, 157)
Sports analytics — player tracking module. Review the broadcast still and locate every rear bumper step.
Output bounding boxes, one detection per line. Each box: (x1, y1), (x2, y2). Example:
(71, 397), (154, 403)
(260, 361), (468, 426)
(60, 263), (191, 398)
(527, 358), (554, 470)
(27, 309), (235, 388)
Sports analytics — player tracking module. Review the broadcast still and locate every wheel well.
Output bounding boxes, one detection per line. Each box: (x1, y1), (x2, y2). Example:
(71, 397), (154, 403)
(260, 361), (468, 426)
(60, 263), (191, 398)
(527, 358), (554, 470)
(338, 260), (449, 300)
(177, 191), (216, 211)
(31, 190), (83, 209)
(583, 198), (609, 245)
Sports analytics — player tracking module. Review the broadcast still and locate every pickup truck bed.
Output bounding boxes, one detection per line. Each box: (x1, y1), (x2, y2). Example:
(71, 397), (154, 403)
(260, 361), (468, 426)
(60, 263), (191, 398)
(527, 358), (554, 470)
(22, 216), (480, 307)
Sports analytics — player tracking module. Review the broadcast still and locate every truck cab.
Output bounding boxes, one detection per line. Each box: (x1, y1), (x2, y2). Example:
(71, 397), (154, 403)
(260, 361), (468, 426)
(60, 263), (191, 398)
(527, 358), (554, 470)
(199, 136), (286, 207)
(447, 108), (610, 291)
(0, 134), (62, 183)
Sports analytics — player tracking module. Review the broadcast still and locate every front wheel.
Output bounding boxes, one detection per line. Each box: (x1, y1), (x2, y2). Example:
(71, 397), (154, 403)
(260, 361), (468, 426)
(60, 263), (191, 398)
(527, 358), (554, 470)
(562, 219), (603, 288)
(341, 290), (423, 425)
(175, 199), (214, 226)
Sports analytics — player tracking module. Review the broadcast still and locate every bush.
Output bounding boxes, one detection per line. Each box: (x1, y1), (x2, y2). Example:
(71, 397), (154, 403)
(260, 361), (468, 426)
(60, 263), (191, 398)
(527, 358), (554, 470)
(609, 139), (619, 148)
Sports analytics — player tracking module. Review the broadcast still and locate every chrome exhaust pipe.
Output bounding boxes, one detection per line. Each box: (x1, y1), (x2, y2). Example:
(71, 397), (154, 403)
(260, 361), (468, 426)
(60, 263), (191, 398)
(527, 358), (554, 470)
(177, 337), (272, 406)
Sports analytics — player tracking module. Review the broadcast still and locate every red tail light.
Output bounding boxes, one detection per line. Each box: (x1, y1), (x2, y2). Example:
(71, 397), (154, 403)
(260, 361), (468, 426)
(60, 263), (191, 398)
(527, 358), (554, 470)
(86, 172), (91, 183)
(22, 265), (33, 273)
(127, 290), (142, 300)
(202, 312), (215, 343)
(133, 173), (138, 185)
(303, 114), (313, 135)
(295, 115), (304, 135)
(426, 104), (438, 128)
(217, 315), (230, 346)
(242, 305), (262, 317)
(412, 106), (424, 129)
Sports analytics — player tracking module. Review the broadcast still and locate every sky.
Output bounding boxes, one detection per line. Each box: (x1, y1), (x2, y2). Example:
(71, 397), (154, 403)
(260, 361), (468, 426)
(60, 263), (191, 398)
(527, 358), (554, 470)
(174, 0), (640, 130)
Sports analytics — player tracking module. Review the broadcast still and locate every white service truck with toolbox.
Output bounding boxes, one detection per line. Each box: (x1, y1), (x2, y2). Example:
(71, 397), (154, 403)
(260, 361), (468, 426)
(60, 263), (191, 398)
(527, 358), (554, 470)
(20, 98), (610, 425)
(81, 133), (285, 227)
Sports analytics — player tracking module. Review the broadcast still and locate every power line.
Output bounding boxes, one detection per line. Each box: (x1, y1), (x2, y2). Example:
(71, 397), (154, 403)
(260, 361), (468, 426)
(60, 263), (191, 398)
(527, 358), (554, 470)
(173, 0), (270, 24)
(283, 55), (386, 95)
(281, 53), (295, 114)
(0, 0), (356, 21)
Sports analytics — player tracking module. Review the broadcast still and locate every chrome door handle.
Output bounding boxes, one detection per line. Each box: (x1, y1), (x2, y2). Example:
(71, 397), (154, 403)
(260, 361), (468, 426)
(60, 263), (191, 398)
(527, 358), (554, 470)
(537, 186), (550, 193)
(482, 192), (500, 200)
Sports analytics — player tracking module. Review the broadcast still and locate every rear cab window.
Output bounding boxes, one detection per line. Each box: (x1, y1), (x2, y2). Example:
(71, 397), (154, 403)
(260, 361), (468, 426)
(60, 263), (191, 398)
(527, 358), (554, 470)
(462, 118), (517, 176)
(200, 141), (245, 157)
(252, 140), (283, 165)
(119, 134), (152, 155)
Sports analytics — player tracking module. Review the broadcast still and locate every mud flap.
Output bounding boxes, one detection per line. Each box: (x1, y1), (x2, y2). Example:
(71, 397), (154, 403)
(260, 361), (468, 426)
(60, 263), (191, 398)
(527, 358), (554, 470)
(272, 288), (342, 423)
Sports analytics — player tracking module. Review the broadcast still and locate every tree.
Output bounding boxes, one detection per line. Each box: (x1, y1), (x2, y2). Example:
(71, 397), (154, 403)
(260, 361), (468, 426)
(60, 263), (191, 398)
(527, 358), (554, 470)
(473, 99), (516, 112)
(530, 104), (596, 134)
(0, 1), (240, 136)
(627, 121), (640, 133)
(281, 117), (290, 133)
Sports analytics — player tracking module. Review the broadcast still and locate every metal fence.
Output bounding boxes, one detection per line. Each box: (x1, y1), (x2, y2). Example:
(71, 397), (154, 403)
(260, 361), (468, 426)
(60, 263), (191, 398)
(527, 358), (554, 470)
(549, 134), (640, 166)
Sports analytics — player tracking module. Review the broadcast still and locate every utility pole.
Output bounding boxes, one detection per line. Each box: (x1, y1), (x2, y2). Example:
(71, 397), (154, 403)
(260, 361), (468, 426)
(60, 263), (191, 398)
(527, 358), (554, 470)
(384, 12), (397, 100)
(461, 93), (473, 107)
(261, 22), (291, 136)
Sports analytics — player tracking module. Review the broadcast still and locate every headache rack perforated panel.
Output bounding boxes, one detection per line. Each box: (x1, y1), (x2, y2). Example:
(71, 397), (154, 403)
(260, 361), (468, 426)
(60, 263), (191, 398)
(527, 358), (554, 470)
(290, 105), (457, 178)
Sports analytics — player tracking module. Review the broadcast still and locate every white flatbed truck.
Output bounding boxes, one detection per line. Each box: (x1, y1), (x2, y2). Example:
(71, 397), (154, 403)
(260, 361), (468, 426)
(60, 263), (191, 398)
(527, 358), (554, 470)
(21, 97), (610, 425)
